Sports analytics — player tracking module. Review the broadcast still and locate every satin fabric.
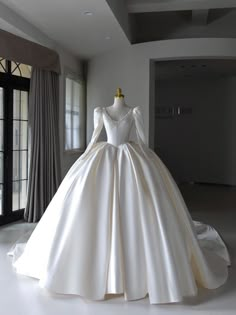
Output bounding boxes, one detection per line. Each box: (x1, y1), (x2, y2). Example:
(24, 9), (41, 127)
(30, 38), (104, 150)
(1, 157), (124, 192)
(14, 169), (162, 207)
(9, 106), (230, 304)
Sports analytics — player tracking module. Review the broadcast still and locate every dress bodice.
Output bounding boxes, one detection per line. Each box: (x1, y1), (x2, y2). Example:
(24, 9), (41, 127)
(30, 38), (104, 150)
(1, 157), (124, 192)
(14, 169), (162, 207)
(82, 106), (148, 159)
(103, 108), (133, 147)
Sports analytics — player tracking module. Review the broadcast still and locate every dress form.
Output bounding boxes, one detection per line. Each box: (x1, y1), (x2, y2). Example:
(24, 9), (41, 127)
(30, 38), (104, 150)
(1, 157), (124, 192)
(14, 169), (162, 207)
(106, 88), (131, 121)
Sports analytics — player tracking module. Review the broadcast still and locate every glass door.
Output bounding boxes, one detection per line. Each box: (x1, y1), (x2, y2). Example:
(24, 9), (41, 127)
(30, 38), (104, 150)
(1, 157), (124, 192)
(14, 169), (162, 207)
(12, 90), (29, 212)
(0, 87), (3, 215)
(0, 58), (30, 225)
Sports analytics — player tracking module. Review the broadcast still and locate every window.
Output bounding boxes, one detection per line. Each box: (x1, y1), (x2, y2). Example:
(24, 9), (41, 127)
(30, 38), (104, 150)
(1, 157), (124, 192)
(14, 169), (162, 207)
(65, 75), (85, 151)
(11, 61), (31, 78)
(12, 90), (29, 211)
(0, 87), (3, 215)
(0, 58), (31, 77)
(0, 58), (6, 73)
(0, 58), (30, 225)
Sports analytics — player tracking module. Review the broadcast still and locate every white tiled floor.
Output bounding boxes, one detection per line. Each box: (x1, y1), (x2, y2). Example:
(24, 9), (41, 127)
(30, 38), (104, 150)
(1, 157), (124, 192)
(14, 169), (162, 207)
(0, 184), (236, 315)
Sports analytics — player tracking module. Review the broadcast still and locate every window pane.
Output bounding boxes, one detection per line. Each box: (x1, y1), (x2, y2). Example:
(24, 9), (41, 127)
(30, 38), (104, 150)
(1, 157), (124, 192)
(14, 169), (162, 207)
(21, 92), (28, 120)
(72, 112), (80, 149)
(0, 87), (3, 118)
(12, 151), (20, 180)
(0, 152), (3, 183)
(13, 150), (28, 181)
(0, 58), (6, 73)
(12, 180), (28, 210)
(66, 78), (72, 109)
(12, 181), (19, 211)
(72, 128), (80, 149)
(65, 129), (72, 150)
(73, 111), (80, 128)
(65, 111), (72, 150)
(20, 121), (28, 150)
(13, 90), (20, 119)
(13, 120), (20, 150)
(65, 77), (85, 151)
(20, 151), (28, 180)
(65, 112), (71, 129)
(20, 180), (27, 209)
(11, 62), (21, 77)
(0, 120), (3, 151)
(11, 62), (31, 78)
(73, 81), (80, 109)
(0, 184), (3, 215)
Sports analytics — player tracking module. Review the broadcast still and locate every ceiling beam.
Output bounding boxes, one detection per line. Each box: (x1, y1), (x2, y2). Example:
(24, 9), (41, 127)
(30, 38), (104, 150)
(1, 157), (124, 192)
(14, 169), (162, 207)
(105, 0), (131, 41)
(192, 9), (209, 25)
(128, 0), (236, 13)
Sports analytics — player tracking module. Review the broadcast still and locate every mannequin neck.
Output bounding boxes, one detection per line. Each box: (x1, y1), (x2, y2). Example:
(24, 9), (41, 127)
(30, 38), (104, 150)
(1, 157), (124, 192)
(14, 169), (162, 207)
(107, 96), (129, 120)
(112, 97), (126, 109)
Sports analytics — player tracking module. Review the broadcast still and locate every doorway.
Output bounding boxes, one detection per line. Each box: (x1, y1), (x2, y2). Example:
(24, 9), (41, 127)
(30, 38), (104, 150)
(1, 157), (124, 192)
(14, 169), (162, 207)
(151, 58), (236, 230)
(153, 59), (236, 186)
(0, 58), (30, 225)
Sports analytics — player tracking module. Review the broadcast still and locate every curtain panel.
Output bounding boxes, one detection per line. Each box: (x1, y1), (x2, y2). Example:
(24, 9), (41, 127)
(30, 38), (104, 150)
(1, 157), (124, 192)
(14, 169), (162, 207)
(24, 68), (61, 222)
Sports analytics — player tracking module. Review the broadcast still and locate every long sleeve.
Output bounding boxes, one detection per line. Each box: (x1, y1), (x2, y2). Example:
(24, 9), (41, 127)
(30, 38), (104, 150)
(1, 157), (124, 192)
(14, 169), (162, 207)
(133, 106), (147, 145)
(91, 107), (104, 144)
(81, 107), (103, 159)
(133, 106), (151, 158)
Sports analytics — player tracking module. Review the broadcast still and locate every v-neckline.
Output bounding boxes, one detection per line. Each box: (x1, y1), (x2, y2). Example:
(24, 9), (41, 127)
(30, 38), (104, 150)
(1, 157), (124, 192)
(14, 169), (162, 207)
(104, 107), (132, 123)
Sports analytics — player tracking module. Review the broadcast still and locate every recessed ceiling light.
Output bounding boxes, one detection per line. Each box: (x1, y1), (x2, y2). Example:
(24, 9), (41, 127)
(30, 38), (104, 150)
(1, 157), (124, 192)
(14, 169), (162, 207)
(83, 11), (93, 16)
(105, 36), (111, 40)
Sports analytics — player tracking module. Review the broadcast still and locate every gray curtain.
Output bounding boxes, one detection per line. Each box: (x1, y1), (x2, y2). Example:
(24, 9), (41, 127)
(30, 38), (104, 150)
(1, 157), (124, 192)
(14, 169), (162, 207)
(24, 68), (61, 222)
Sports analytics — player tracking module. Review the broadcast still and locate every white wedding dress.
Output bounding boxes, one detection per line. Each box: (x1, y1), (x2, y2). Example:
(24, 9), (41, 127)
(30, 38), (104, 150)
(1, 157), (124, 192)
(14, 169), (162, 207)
(9, 106), (230, 304)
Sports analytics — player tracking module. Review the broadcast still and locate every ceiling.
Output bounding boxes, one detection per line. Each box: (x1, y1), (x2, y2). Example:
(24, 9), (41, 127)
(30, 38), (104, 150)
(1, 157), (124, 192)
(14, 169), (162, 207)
(127, 0), (236, 13)
(1, 0), (236, 58)
(155, 59), (236, 80)
(0, 0), (129, 59)
(129, 1), (236, 43)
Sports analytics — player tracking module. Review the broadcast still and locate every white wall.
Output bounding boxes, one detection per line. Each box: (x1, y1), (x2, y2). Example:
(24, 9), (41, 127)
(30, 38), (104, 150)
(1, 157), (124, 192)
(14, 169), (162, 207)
(155, 77), (236, 185)
(87, 38), (236, 150)
(87, 46), (150, 142)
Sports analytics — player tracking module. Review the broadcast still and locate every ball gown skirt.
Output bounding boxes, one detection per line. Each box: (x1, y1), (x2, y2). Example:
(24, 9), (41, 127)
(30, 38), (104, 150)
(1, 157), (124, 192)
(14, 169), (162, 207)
(8, 106), (230, 304)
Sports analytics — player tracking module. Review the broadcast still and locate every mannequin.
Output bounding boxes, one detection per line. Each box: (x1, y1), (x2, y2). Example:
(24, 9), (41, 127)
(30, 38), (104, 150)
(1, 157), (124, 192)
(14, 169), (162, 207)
(105, 88), (131, 121)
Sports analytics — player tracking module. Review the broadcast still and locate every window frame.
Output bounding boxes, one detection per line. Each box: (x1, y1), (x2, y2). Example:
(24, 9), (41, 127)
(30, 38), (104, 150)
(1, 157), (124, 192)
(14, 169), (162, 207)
(0, 59), (30, 226)
(64, 70), (86, 154)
